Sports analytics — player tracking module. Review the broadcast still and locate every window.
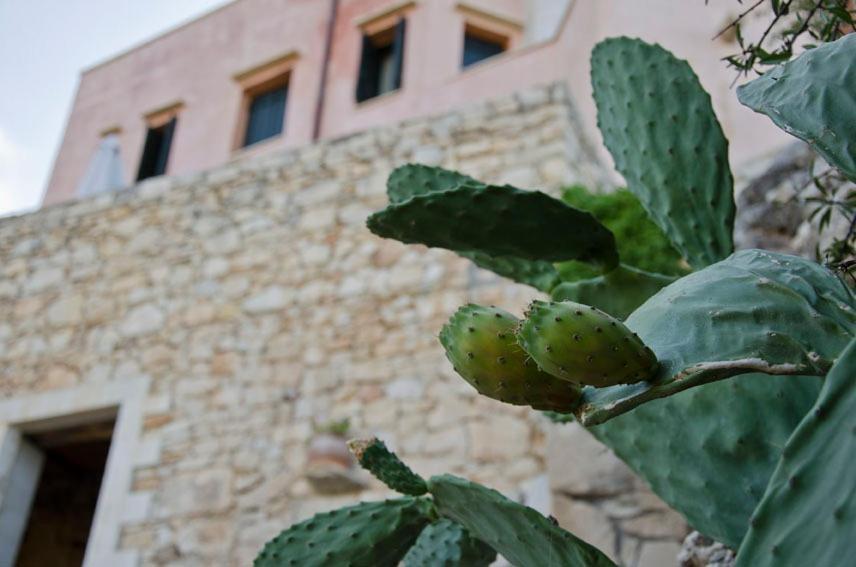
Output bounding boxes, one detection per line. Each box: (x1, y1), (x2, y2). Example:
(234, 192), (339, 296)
(233, 52), (296, 150)
(356, 19), (406, 102)
(462, 24), (508, 68)
(243, 83), (288, 147)
(136, 105), (180, 182)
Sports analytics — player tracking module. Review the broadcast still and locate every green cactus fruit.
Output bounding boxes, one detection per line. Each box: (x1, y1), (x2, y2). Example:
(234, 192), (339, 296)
(428, 474), (616, 567)
(551, 263), (676, 320)
(439, 304), (582, 412)
(735, 338), (856, 567)
(348, 437), (428, 496)
(737, 34), (856, 183)
(591, 37), (735, 269)
(254, 498), (433, 567)
(403, 519), (496, 567)
(387, 164), (483, 204)
(518, 300), (658, 387)
(367, 183), (619, 269)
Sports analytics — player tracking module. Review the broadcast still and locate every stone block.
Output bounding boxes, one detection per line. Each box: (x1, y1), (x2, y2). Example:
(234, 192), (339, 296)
(552, 495), (619, 563)
(547, 422), (635, 497)
(468, 414), (530, 462)
(242, 285), (291, 313)
(120, 303), (166, 338)
(160, 469), (233, 517)
(638, 541), (682, 567)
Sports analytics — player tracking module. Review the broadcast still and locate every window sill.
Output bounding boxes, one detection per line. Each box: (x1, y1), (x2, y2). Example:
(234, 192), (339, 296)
(356, 88), (403, 109)
(231, 133), (284, 158)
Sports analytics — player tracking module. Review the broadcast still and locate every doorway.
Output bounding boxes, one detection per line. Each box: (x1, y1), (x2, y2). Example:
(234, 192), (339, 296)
(12, 419), (115, 567)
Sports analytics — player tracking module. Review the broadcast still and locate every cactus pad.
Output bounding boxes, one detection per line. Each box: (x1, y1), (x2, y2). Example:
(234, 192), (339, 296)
(737, 34), (856, 183)
(439, 304), (582, 412)
(576, 249), (855, 425)
(403, 519), (496, 567)
(386, 164), (483, 204)
(367, 183), (619, 268)
(428, 474), (616, 567)
(735, 339), (856, 566)
(591, 37), (735, 269)
(254, 498), (433, 567)
(460, 251), (560, 292)
(590, 373), (822, 550)
(348, 437), (428, 496)
(550, 264), (676, 320)
(518, 300), (658, 387)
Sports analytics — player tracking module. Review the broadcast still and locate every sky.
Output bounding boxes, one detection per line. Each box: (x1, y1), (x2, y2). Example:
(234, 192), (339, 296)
(0, 0), (232, 217)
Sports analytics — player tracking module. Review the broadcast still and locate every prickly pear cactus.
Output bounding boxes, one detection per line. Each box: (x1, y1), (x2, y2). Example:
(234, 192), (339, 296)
(439, 304), (582, 412)
(735, 338), (856, 566)
(386, 164), (483, 204)
(367, 183), (619, 268)
(403, 519), (496, 567)
(589, 374), (821, 550)
(551, 264), (676, 320)
(254, 498), (433, 567)
(429, 475), (616, 567)
(737, 33), (856, 183)
(459, 250), (560, 293)
(348, 437), (428, 496)
(591, 37), (735, 269)
(518, 300), (658, 387)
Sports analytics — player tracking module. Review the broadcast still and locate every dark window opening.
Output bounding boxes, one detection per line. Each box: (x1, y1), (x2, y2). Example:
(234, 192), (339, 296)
(136, 117), (176, 181)
(462, 27), (507, 68)
(14, 419), (115, 567)
(356, 19), (406, 102)
(243, 83), (288, 147)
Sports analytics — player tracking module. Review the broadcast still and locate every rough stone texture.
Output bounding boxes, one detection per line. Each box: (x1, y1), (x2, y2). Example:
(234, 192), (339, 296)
(678, 532), (736, 567)
(547, 423), (690, 566)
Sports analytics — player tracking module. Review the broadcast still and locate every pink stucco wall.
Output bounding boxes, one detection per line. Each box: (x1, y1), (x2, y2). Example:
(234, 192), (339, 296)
(43, 0), (790, 206)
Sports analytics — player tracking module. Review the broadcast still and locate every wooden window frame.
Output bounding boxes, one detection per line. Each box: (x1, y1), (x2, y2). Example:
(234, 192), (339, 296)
(136, 102), (182, 181)
(232, 52), (298, 151)
(354, 2), (415, 104)
(456, 2), (522, 67)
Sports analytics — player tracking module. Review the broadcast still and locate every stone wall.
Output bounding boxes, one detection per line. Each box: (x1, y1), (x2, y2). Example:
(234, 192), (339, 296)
(0, 83), (687, 566)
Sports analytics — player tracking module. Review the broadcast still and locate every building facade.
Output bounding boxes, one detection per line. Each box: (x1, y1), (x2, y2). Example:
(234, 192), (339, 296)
(44, 0), (788, 206)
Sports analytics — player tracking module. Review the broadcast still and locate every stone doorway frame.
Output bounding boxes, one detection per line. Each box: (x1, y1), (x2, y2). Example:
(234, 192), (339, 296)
(0, 378), (148, 567)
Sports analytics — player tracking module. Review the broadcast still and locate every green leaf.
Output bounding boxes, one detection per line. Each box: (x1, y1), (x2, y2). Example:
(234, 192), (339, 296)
(429, 475), (616, 567)
(367, 184), (619, 268)
(737, 33), (856, 183)
(591, 37), (735, 269)
(557, 186), (688, 281)
(735, 338), (856, 566)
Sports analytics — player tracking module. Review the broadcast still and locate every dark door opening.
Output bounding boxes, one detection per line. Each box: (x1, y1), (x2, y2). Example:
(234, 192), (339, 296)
(13, 419), (115, 567)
